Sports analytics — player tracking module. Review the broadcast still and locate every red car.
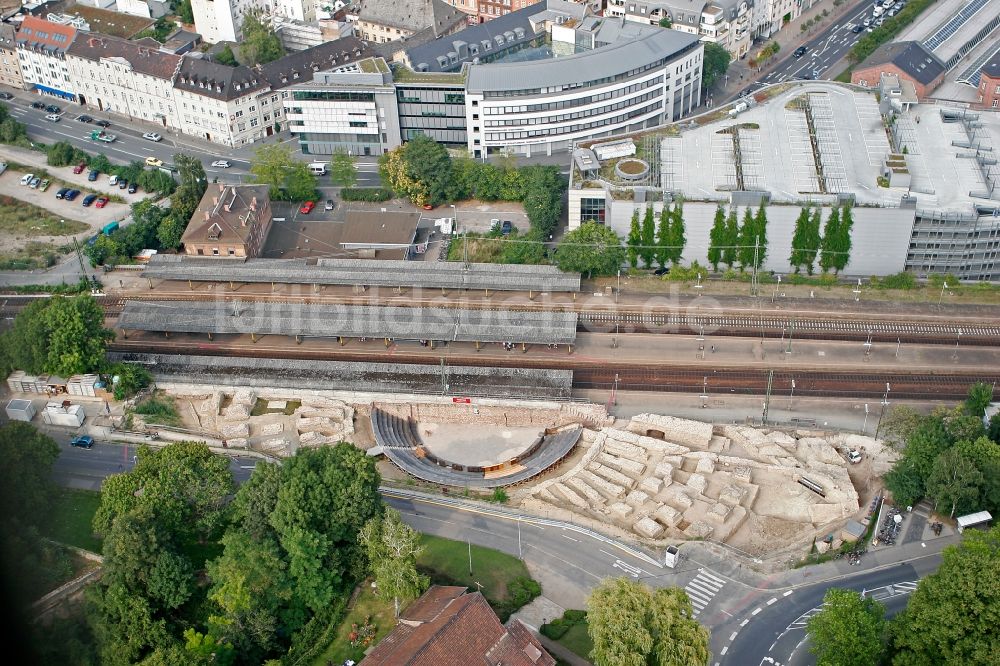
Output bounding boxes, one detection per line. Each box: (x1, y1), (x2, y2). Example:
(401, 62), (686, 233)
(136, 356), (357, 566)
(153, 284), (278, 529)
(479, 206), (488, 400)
(299, 201), (315, 214)
(422, 204), (434, 210)
(94, 196), (109, 208)
(72, 161), (87, 174)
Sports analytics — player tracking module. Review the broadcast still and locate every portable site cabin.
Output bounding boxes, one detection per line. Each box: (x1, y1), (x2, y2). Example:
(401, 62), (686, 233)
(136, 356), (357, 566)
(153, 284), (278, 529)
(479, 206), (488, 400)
(5, 399), (36, 422)
(956, 511), (993, 533)
(40, 401), (86, 427)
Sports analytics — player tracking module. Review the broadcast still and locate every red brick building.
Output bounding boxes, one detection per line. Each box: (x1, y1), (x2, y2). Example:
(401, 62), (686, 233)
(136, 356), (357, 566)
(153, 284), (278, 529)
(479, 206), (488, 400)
(851, 41), (946, 101)
(977, 50), (1000, 110)
(362, 585), (555, 666)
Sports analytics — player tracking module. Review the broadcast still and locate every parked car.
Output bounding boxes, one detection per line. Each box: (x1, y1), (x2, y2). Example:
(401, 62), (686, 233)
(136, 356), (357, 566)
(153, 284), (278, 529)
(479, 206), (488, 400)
(108, 174), (119, 186)
(29, 176), (40, 188)
(848, 450), (863, 464)
(76, 114), (94, 123)
(38, 179), (50, 191)
(45, 104), (61, 114)
(20, 173), (34, 185)
(127, 182), (137, 194)
(142, 132), (162, 142)
(81, 193), (98, 207)
(118, 178), (129, 190)
(30, 101), (46, 109)
(324, 199), (335, 210)
(94, 196), (109, 208)
(70, 435), (94, 449)
(501, 220), (513, 235)
(144, 156), (163, 167)
(793, 46), (808, 58)
(72, 161), (87, 174)
(64, 189), (80, 201)
(852, 24), (864, 33)
(55, 187), (69, 199)
(44, 113), (60, 122)
(95, 119), (111, 128)
(0, 91), (13, 100)
(299, 200), (315, 214)
(88, 169), (99, 181)
(210, 160), (231, 168)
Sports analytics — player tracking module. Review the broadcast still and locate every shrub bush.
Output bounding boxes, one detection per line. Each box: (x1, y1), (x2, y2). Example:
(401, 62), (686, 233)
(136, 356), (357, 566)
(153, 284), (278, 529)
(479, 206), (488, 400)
(340, 187), (395, 202)
(869, 271), (916, 290)
(541, 619), (570, 639)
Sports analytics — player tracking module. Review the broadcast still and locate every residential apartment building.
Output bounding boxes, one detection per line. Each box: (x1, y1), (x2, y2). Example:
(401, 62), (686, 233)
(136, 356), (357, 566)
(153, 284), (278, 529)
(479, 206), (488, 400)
(356, 0), (466, 44)
(15, 16), (77, 101)
(66, 34), (182, 129)
(0, 24), (24, 90)
(442, 0), (481, 23)
(605, 0), (752, 59)
(191, 0), (270, 43)
(173, 57), (272, 146)
(752, 0), (800, 40)
(477, 0), (544, 23)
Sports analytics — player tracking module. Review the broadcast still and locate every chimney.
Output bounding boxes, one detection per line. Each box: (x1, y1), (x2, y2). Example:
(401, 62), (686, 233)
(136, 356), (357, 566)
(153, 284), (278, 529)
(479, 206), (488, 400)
(218, 183), (225, 193)
(250, 196), (257, 211)
(203, 211), (210, 221)
(212, 196), (219, 206)
(224, 203), (231, 212)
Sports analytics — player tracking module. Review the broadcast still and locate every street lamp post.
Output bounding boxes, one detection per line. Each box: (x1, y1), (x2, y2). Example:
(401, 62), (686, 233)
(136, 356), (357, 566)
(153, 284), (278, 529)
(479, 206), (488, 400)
(953, 328), (962, 359)
(875, 383), (891, 439)
(863, 403), (869, 434)
(939, 281), (949, 305)
(789, 379), (795, 410)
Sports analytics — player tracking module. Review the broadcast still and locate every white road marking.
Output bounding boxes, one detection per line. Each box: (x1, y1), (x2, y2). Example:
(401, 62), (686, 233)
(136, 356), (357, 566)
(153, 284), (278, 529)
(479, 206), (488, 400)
(767, 597), (778, 605)
(730, 631), (738, 640)
(561, 534), (579, 542)
(752, 607), (762, 615)
(783, 590), (793, 597)
(721, 646), (729, 655)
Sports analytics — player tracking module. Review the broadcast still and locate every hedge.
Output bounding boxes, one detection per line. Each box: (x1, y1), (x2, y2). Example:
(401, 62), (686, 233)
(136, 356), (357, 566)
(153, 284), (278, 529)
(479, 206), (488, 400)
(340, 187), (395, 202)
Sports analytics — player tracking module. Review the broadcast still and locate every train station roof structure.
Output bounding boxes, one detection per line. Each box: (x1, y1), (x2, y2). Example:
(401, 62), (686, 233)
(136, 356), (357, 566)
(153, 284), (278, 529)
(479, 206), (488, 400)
(141, 255), (581, 293)
(116, 300), (578, 345)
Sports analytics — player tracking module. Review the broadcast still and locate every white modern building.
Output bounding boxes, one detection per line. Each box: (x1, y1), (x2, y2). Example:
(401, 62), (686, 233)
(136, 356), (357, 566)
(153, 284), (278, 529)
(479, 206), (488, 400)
(605, 0), (753, 59)
(191, 0), (270, 43)
(67, 33), (182, 129)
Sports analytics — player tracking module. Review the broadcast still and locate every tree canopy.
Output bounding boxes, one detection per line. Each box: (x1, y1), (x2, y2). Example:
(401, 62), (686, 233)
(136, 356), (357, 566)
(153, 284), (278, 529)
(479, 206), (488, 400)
(891, 524), (1000, 664)
(807, 588), (887, 666)
(587, 578), (710, 666)
(0, 294), (112, 376)
(358, 508), (428, 616)
(329, 150), (357, 188)
(240, 12), (284, 66)
(555, 222), (625, 277)
(250, 144), (318, 201)
(702, 42), (732, 89)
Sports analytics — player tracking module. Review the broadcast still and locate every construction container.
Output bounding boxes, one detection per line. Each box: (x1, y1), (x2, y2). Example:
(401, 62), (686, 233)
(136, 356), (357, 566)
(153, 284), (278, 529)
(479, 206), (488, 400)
(5, 398), (36, 422)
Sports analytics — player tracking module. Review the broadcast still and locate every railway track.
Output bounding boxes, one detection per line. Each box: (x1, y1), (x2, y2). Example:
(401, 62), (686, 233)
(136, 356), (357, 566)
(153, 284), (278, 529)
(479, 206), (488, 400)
(5, 292), (999, 346)
(110, 340), (1000, 401)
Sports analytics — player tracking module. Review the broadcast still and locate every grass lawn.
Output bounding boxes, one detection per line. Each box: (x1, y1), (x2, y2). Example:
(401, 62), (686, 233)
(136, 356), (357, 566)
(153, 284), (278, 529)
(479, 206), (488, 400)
(133, 393), (182, 426)
(311, 583), (396, 666)
(557, 622), (593, 662)
(416, 533), (530, 605)
(0, 195), (88, 236)
(43, 488), (101, 552)
(0, 240), (67, 270)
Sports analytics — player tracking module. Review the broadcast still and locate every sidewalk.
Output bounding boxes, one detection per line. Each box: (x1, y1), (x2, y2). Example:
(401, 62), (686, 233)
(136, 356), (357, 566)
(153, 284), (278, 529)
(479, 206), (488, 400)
(710, 0), (864, 103)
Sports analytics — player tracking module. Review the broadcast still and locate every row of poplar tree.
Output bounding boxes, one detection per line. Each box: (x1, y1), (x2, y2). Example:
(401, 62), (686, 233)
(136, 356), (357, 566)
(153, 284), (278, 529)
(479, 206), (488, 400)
(788, 204), (854, 274)
(625, 201), (687, 269)
(706, 204), (770, 271)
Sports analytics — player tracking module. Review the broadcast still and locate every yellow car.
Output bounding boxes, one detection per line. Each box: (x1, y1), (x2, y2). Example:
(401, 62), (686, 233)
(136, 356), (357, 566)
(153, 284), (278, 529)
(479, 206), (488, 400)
(145, 156), (163, 168)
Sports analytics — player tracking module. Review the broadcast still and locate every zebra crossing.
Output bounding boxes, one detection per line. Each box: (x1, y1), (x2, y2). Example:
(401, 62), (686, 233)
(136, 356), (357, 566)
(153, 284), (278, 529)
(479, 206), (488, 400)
(684, 569), (727, 616)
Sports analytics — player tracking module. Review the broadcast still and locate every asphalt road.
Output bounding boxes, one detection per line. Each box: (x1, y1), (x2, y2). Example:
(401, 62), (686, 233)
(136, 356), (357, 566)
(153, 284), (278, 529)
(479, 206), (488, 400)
(715, 552), (943, 666)
(756, 0), (875, 87)
(49, 431), (257, 490)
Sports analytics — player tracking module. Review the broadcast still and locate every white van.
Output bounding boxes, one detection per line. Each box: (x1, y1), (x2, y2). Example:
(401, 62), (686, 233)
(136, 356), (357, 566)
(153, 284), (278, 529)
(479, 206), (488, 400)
(308, 162), (328, 175)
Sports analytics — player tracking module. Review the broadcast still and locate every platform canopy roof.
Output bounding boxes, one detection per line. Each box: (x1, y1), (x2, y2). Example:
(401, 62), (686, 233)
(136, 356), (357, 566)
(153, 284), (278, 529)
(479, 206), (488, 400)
(117, 300), (578, 344)
(141, 255), (581, 293)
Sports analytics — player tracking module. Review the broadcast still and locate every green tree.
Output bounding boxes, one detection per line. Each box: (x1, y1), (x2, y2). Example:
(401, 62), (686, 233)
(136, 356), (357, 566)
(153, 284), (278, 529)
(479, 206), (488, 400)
(156, 215), (186, 250)
(702, 42), (732, 89)
(789, 207), (813, 273)
(819, 206), (841, 273)
(177, 0), (194, 23)
(807, 589), (886, 666)
(587, 578), (709, 666)
(250, 144), (317, 201)
(722, 206), (739, 268)
(215, 45), (237, 66)
(521, 165), (565, 237)
(269, 444), (382, 613)
(358, 508), (429, 616)
(805, 207), (823, 274)
(659, 17), (673, 28)
(737, 207), (757, 269)
(639, 206), (656, 268)
(0, 422), (59, 529)
(752, 203), (768, 268)
(93, 441), (234, 542)
(891, 525), (1000, 664)
(884, 457), (925, 509)
(240, 11), (284, 66)
(0, 295), (112, 375)
(393, 134), (453, 207)
(329, 150), (357, 188)
(172, 153), (207, 223)
(555, 222), (625, 277)
(925, 448), (982, 518)
(707, 205), (726, 271)
(89, 152), (112, 174)
(988, 412), (1000, 444)
(107, 362), (153, 400)
(835, 205), (854, 272)
(654, 206), (671, 268)
(965, 382), (994, 418)
(668, 199), (686, 265)
(626, 210), (642, 269)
